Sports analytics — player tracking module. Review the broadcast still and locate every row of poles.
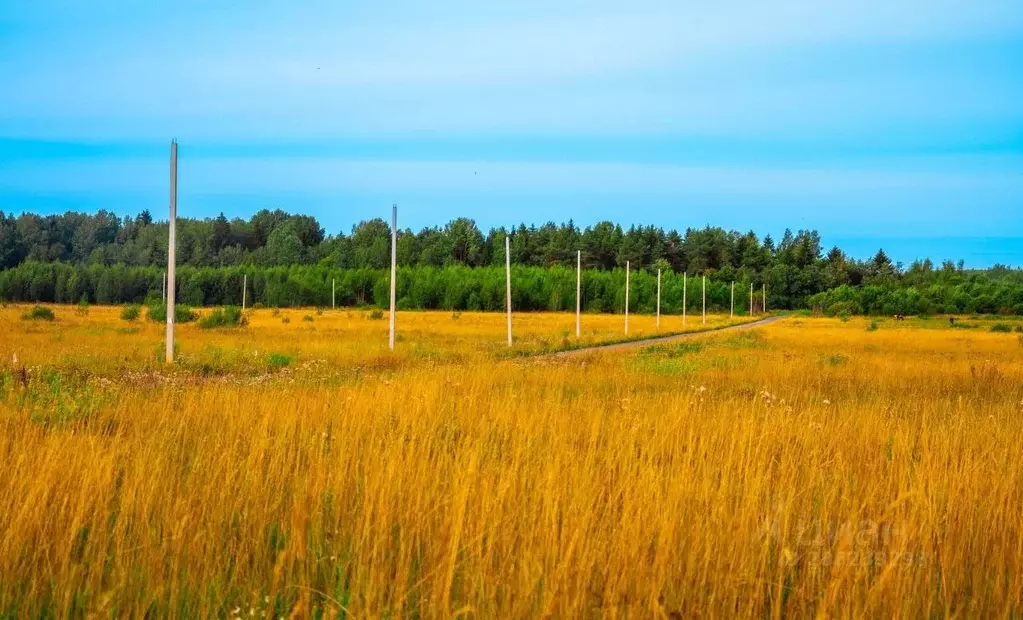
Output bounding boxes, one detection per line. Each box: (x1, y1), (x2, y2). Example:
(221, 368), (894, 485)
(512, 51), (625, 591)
(162, 142), (767, 362)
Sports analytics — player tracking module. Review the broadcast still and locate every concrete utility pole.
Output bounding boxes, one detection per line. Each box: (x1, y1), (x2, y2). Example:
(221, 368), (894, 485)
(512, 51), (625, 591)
(165, 141), (177, 364)
(624, 261), (630, 335)
(575, 250), (581, 338)
(389, 205), (397, 351)
(683, 272), (687, 326)
(656, 269), (662, 330)
(505, 235), (512, 347)
(702, 275), (707, 325)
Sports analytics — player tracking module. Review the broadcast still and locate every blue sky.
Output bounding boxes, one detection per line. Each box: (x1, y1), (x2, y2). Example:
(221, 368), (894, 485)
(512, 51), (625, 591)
(1, 0), (1021, 266)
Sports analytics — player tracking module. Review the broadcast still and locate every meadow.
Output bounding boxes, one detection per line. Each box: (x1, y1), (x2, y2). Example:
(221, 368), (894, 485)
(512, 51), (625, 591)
(1, 305), (1022, 617)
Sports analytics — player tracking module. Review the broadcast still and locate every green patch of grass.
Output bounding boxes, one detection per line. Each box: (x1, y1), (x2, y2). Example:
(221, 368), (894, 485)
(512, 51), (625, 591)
(724, 331), (766, 349)
(628, 356), (701, 376)
(12, 368), (115, 431)
(822, 353), (850, 366)
(990, 323), (1013, 333)
(369, 309), (384, 320)
(645, 341), (706, 357)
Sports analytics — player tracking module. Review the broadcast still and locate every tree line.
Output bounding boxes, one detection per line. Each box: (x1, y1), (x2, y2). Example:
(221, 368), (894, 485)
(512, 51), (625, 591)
(1, 209), (1021, 315)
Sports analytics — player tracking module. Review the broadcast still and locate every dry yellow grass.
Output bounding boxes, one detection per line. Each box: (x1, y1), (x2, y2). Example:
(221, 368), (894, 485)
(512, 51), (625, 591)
(1, 306), (1022, 617)
(0, 304), (751, 372)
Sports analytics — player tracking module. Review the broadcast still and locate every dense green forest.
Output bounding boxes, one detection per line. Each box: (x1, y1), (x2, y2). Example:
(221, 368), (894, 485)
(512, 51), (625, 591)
(1, 209), (1021, 315)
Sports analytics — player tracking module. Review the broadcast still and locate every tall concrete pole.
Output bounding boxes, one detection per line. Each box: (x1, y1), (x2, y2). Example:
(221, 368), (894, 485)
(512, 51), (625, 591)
(505, 235), (512, 346)
(656, 269), (661, 330)
(575, 250), (581, 338)
(165, 141), (177, 364)
(389, 205), (397, 351)
(702, 274), (707, 325)
(624, 261), (630, 335)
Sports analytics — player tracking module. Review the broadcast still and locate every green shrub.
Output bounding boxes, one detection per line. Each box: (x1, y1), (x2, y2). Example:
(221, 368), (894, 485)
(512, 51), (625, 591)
(281, 316), (290, 324)
(369, 309), (384, 320)
(827, 300), (859, 317)
(267, 353), (292, 370)
(145, 302), (196, 323)
(198, 305), (247, 329)
(866, 320), (878, 332)
(75, 296), (90, 316)
(271, 308), (281, 317)
(120, 304), (141, 321)
(22, 305), (55, 321)
(1015, 325), (1023, 333)
(990, 323), (1013, 333)
(824, 353), (849, 366)
(302, 315), (314, 322)
(251, 302), (265, 310)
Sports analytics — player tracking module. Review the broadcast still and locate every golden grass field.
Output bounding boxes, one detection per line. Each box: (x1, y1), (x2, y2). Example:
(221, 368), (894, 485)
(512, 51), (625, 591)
(2, 305), (1022, 617)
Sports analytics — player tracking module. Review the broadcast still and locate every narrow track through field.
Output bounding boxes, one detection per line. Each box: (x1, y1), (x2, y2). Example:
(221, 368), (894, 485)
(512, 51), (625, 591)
(550, 315), (783, 358)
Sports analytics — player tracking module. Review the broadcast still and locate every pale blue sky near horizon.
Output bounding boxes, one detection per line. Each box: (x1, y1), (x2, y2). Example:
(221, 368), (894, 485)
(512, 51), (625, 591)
(1, 0), (1021, 266)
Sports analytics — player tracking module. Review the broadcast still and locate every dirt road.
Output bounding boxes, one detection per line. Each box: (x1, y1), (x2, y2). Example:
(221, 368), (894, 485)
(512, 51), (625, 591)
(550, 315), (783, 358)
